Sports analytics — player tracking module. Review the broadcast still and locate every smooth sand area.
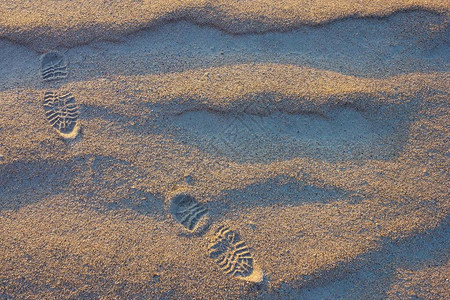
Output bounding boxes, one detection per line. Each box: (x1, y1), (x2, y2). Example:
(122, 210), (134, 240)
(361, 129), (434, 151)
(0, 1), (449, 299)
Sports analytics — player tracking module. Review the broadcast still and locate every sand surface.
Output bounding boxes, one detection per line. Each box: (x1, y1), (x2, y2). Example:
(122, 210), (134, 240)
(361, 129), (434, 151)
(1, 0), (448, 51)
(0, 1), (449, 299)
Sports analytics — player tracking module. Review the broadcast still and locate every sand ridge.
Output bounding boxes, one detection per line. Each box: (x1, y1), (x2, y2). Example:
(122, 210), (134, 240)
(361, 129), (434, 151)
(1, 64), (448, 164)
(1, 10), (447, 92)
(0, 0), (448, 50)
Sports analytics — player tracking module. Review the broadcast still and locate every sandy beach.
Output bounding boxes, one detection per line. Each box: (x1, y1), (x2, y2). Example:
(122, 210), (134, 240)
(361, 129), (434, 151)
(0, 1), (449, 299)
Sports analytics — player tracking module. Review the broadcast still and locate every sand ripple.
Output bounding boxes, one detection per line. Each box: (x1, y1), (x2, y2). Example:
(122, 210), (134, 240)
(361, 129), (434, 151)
(0, 0), (448, 49)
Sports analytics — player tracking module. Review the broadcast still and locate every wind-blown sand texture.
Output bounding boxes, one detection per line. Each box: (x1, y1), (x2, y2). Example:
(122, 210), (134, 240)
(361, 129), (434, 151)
(0, 0), (449, 50)
(0, 1), (449, 299)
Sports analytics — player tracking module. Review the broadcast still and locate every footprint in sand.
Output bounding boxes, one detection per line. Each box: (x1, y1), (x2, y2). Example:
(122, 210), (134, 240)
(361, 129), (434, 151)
(40, 51), (68, 81)
(169, 193), (208, 232)
(43, 91), (80, 139)
(209, 225), (263, 283)
(40, 51), (80, 139)
(168, 191), (263, 282)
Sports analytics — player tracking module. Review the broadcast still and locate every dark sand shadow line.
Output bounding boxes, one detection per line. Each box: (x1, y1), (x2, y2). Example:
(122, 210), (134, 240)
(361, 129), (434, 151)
(262, 216), (450, 299)
(1, 8), (447, 54)
(80, 92), (418, 164)
(207, 176), (353, 218)
(0, 9), (448, 92)
(0, 157), (82, 211)
(85, 155), (166, 219)
(82, 155), (358, 231)
(0, 155), (165, 217)
(99, 172), (358, 235)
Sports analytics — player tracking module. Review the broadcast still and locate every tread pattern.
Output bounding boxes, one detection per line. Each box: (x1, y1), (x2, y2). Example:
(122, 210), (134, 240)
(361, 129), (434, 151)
(209, 226), (254, 278)
(43, 91), (79, 135)
(40, 51), (68, 81)
(170, 194), (208, 231)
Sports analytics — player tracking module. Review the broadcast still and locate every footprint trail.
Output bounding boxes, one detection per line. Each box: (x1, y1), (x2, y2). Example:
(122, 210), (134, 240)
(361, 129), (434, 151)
(40, 51), (80, 139)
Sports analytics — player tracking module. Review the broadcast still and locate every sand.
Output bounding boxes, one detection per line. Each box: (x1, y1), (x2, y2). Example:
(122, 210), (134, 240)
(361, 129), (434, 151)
(0, 1), (449, 299)
(0, 0), (448, 50)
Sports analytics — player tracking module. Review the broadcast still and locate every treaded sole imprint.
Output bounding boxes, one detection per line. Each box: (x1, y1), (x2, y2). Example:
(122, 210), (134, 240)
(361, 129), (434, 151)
(169, 194), (208, 231)
(209, 225), (263, 282)
(40, 51), (68, 81)
(43, 91), (80, 139)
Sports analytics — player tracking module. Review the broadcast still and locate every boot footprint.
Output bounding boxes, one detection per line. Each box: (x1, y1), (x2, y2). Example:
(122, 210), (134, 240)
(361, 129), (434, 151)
(169, 193), (209, 232)
(40, 51), (68, 81)
(40, 51), (80, 139)
(43, 91), (80, 139)
(209, 225), (263, 283)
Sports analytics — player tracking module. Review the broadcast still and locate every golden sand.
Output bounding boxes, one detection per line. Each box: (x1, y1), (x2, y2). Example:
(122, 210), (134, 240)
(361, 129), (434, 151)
(388, 262), (450, 299)
(0, 0), (448, 50)
(1, 63), (448, 297)
(0, 1), (449, 299)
